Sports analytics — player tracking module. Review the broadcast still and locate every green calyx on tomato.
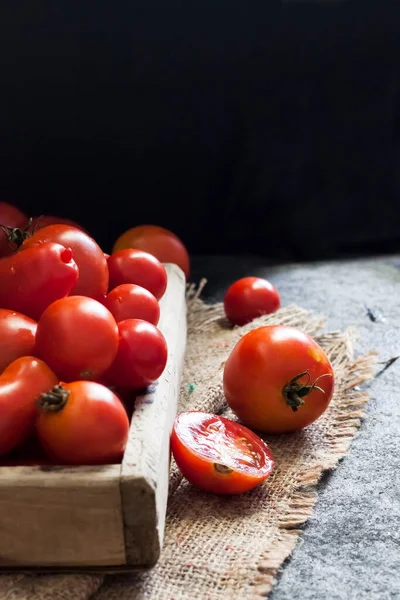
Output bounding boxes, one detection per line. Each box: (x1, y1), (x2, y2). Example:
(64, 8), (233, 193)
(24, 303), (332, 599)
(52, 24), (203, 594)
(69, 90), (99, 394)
(0, 219), (32, 250)
(37, 385), (70, 412)
(282, 371), (333, 412)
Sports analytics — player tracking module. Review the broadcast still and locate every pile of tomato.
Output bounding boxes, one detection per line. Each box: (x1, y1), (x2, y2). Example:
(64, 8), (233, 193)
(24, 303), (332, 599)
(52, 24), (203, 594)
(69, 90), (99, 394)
(0, 202), (189, 467)
(0, 201), (335, 500)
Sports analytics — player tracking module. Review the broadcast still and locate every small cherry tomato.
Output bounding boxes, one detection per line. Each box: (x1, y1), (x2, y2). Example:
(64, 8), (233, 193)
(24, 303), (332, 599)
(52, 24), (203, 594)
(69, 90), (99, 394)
(35, 296), (119, 382)
(108, 249), (167, 300)
(21, 224), (108, 301)
(104, 284), (160, 325)
(0, 202), (27, 257)
(223, 325), (334, 433)
(224, 277), (281, 326)
(0, 242), (79, 321)
(105, 319), (168, 389)
(112, 225), (190, 279)
(0, 309), (37, 373)
(36, 381), (129, 465)
(0, 356), (58, 456)
(30, 215), (87, 232)
(171, 411), (274, 495)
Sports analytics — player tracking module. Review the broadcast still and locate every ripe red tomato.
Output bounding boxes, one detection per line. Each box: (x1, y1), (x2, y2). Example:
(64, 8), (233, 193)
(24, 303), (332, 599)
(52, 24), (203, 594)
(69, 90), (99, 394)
(224, 277), (281, 326)
(0, 202), (28, 256)
(0, 357), (58, 456)
(108, 249), (167, 300)
(36, 381), (129, 465)
(21, 224), (108, 301)
(0, 242), (78, 321)
(104, 284), (160, 325)
(105, 319), (168, 389)
(171, 411), (274, 495)
(35, 296), (119, 382)
(30, 215), (86, 232)
(112, 225), (190, 279)
(223, 325), (334, 433)
(0, 309), (37, 373)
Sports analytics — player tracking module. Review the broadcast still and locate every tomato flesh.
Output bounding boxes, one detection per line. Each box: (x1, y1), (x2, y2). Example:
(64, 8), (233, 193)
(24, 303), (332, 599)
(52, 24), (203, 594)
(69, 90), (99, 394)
(223, 325), (334, 433)
(171, 411), (274, 495)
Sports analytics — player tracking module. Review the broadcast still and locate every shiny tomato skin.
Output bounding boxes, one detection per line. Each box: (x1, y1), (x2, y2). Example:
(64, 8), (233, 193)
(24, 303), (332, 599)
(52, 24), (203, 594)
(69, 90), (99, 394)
(35, 296), (119, 382)
(0, 309), (37, 373)
(171, 411), (274, 495)
(30, 215), (86, 232)
(104, 284), (160, 325)
(108, 249), (167, 300)
(0, 202), (28, 256)
(105, 319), (168, 389)
(36, 381), (129, 465)
(112, 225), (190, 279)
(224, 277), (281, 326)
(0, 242), (78, 321)
(223, 325), (334, 434)
(22, 224), (108, 301)
(0, 357), (58, 456)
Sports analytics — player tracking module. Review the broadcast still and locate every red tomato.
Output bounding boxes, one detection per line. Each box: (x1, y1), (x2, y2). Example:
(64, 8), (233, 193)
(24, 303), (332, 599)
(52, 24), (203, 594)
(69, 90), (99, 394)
(112, 225), (190, 279)
(108, 249), (167, 300)
(104, 284), (160, 325)
(0, 309), (37, 373)
(0, 357), (58, 456)
(224, 277), (281, 326)
(30, 215), (86, 232)
(21, 225), (108, 301)
(105, 319), (168, 389)
(35, 296), (119, 382)
(36, 381), (129, 465)
(0, 242), (78, 321)
(223, 325), (334, 433)
(171, 411), (274, 495)
(0, 202), (28, 256)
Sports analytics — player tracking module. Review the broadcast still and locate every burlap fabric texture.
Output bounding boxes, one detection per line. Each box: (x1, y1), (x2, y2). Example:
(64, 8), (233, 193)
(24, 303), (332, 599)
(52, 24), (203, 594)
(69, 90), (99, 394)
(0, 283), (375, 600)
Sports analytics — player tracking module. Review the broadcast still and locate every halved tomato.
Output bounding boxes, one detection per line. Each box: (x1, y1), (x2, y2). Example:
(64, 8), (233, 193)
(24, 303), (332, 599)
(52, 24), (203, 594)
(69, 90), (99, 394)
(171, 411), (274, 495)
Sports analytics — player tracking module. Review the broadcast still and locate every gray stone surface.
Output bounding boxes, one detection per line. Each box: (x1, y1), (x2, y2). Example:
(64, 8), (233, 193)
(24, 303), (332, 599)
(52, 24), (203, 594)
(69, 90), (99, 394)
(192, 256), (400, 600)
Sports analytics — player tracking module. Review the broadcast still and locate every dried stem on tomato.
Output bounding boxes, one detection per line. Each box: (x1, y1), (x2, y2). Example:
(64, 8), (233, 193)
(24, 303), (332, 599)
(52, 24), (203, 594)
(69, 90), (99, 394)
(282, 371), (333, 412)
(37, 385), (70, 412)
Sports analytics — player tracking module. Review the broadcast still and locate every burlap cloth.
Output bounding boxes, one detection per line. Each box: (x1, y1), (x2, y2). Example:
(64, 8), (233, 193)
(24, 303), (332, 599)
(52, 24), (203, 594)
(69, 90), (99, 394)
(0, 284), (375, 600)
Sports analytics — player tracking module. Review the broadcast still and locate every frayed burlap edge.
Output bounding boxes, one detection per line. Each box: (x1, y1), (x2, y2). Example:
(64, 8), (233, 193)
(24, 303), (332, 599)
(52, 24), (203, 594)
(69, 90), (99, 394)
(185, 280), (377, 599)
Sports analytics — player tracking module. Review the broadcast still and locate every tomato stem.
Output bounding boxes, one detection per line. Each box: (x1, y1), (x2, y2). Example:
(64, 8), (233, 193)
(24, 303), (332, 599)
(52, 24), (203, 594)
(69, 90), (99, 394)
(282, 371), (332, 412)
(37, 385), (70, 412)
(0, 218), (33, 250)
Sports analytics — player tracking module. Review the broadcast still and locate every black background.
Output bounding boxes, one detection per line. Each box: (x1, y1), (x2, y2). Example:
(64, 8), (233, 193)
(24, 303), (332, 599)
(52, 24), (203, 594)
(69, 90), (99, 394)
(1, 1), (400, 259)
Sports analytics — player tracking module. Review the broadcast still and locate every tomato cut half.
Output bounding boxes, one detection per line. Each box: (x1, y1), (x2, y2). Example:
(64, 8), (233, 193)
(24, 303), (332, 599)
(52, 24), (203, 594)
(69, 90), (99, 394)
(171, 411), (274, 495)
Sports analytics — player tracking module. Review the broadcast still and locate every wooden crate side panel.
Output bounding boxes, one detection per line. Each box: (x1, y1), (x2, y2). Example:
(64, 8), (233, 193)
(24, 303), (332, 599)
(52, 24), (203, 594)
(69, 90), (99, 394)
(121, 263), (186, 565)
(0, 465), (126, 567)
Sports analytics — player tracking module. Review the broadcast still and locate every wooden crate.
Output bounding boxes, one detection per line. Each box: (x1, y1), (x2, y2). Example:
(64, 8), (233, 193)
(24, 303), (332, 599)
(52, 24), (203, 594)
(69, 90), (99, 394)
(0, 263), (187, 571)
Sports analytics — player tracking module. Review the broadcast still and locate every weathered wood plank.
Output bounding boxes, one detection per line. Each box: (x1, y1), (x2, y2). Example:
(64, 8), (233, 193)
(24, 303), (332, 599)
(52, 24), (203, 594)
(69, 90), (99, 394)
(0, 465), (126, 567)
(120, 263), (187, 565)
